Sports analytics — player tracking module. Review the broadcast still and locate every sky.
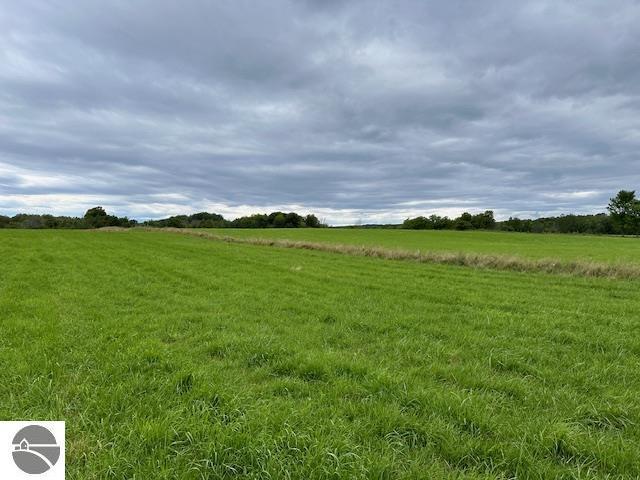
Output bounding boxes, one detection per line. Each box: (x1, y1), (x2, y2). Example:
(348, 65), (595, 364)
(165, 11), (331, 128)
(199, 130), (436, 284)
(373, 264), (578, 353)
(1, 1), (639, 225)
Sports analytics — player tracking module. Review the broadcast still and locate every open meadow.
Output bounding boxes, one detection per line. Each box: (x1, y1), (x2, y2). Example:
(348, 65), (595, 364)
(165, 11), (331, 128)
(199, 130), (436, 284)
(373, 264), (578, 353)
(203, 228), (640, 265)
(2, 229), (640, 479)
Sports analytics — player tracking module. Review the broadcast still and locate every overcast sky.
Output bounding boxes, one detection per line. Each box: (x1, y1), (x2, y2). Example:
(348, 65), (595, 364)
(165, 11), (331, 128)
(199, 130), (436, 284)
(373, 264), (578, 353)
(1, 1), (639, 224)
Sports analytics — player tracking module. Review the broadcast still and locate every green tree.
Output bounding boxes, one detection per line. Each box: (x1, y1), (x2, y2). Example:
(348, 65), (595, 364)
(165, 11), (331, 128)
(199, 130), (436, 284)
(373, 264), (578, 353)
(429, 215), (452, 230)
(284, 212), (303, 228)
(467, 210), (495, 230)
(272, 213), (287, 228)
(454, 212), (474, 230)
(84, 206), (108, 228)
(402, 216), (432, 229)
(608, 190), (640, 235)
(304, 214), (321, 228)
(84, 206), (107, 219)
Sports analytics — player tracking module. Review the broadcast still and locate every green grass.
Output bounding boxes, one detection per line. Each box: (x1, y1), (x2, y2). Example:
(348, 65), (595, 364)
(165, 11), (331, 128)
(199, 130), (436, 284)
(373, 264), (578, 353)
(2, 229), (640, 479)
(203, 228), (640, 265)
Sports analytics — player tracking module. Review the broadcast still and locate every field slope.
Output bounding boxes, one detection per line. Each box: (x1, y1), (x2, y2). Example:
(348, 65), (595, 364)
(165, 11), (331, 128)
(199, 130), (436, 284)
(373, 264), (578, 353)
(1, 229), (640, 479)
(204, 228), (640, 265)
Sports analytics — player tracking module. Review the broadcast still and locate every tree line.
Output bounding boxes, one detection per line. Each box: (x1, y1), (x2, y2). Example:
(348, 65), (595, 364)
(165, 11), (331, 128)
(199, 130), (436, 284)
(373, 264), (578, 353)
(0, 207), (137, 229)
(2, 190), (639, 234)
(402, 190), (640, 235)
(143, 211), (324, 228)
(403, 211), (496, 231)
(0, 207), (325, 229)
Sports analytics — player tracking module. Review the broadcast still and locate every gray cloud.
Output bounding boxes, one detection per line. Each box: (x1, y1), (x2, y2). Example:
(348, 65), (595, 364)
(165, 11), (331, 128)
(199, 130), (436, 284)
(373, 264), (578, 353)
(1, 0), (639, 224)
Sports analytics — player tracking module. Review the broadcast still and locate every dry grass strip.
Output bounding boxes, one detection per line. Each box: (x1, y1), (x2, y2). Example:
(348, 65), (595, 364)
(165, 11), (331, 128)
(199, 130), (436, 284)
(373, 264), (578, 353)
(129, 227), (640, 280)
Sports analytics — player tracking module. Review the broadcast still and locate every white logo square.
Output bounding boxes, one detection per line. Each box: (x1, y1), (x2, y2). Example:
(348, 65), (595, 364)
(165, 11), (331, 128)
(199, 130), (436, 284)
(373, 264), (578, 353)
(0, 421), (65, 479)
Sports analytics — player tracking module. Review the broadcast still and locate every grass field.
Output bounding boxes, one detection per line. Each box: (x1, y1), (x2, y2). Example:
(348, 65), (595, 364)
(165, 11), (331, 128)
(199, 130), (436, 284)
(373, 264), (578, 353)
(203, 228), (640, 265)
(2, 229), (640, 479)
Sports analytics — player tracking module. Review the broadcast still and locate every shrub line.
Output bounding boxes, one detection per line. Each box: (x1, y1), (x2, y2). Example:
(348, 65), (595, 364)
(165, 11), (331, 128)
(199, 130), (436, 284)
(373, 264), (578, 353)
(131, 227), (640, 280)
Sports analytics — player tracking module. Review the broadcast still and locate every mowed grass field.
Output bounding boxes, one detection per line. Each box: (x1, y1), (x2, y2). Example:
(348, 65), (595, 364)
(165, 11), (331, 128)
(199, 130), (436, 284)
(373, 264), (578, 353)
(2, 229), (640, 479)
(204, 228), (640, 265)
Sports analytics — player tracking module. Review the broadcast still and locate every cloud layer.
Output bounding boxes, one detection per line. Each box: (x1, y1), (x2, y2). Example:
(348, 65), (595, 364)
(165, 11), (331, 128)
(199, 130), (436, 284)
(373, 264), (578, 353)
(1, 0), (639, 224)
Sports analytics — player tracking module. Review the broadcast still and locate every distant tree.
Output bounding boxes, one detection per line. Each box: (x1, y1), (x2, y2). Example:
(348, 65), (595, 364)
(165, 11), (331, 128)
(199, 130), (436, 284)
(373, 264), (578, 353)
(83, 206), (131, 228)
(247, 214), (269, 228)
(84, 206), (107, 228)
(189, 212), (225, 227)
(454, 212), (474, 230)
(284, 212), (303, 228)
(304, 214), (321, 228)
(470, 210), (496, 230)
(22, 215), (44, 229)
(229, 214), (265, 228)
(166, 215), (188, 228)
(402, 216), (432, 230)
(608, 190), (640, 235)
(402, 214), (456, 230)
(84, 206), (107, 219)
(272, 212), (287, 228)
(429, 215), (452, 230)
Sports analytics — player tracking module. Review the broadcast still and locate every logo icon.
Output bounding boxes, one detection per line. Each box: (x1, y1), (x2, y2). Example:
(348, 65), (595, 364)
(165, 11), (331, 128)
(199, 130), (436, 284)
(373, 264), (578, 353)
(12, 425), (61, 474)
